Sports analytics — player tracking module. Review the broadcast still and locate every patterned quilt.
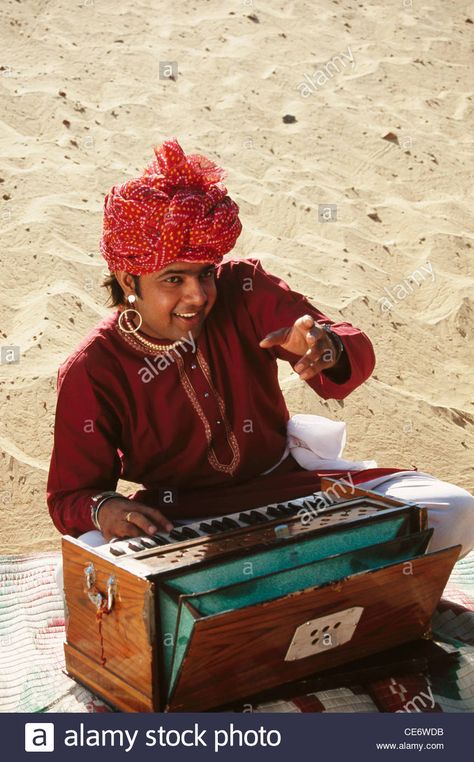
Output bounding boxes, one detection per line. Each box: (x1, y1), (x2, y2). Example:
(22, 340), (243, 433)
(0, 551), (473, 713)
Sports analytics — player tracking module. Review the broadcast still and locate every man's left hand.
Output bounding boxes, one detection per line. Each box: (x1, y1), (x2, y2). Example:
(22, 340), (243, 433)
(259, 315), (340, 381)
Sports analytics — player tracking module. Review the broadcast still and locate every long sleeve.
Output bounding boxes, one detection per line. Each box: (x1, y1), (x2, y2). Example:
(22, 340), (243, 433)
(236, 258), (375, 400)
(46, 352), (124, 537)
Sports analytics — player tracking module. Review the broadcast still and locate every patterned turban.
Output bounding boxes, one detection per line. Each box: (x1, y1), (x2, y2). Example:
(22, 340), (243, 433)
(99, 137), (242, 275)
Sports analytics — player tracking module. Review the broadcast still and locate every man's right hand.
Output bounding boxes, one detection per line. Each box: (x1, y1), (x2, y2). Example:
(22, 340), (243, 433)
(97, 498), (174, 543)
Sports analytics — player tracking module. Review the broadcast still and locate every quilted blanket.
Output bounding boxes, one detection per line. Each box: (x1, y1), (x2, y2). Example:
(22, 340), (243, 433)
(0, 551), (473, 713)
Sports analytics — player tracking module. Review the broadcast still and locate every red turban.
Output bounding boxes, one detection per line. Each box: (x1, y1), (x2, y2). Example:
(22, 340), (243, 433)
(99, 137), (242, 275)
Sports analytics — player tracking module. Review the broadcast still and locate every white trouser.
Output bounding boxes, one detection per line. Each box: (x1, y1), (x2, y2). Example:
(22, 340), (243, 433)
(54, 471), (474, 597)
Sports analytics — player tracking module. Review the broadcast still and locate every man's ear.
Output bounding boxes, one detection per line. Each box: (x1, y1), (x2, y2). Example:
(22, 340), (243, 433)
(115, 270), (136, 295)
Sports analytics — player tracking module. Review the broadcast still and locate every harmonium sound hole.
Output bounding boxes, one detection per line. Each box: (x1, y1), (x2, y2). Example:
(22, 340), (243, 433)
(179, 549), (207, 560)
(170, 548), (206, 563)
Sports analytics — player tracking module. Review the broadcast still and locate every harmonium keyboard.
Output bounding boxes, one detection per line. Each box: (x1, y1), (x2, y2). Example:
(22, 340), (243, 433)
(62, 480), (461, 712)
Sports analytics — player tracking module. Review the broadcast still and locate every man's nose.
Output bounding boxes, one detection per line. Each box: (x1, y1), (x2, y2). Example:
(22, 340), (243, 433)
(183, 277), (207, 306)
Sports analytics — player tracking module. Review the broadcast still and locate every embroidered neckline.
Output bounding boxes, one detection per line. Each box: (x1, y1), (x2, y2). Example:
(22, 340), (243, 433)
(175, 351), (240, 475)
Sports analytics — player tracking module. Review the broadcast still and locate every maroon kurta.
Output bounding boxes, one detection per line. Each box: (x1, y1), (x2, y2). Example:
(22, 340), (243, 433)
(47, 258), (403, 536)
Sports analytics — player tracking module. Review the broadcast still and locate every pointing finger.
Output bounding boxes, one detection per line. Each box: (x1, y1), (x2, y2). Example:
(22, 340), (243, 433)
(294, 315), (315, 331)
(259, 326), (291, 348)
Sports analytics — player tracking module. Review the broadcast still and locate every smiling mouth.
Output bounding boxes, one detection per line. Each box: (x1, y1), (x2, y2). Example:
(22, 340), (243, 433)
(172, 311), (202, 321)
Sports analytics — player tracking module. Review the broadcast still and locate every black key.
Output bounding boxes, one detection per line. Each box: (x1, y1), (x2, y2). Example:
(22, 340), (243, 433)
(266, 505), (286, 518)
(279, 503), (297, 516)
(180, 526), (200, 539)
(128, 540), (146, 552)
(238, 512), (257, 525)
(199, 522), (221, 534)
(151, 534), (171, 545)
(169, 528), (186, 540)
(211, 519), (225, 531)
(239, 511), (264, 525)
(249, 510), (267, 523)
(207, 524), (222, 534)
(109, 546), (126, 556)
(140, 538), (158, 548)
(222, 517), (240, 529)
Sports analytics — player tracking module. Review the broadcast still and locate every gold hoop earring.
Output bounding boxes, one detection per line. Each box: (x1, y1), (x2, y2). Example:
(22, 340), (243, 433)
(118, 294), (143, 334)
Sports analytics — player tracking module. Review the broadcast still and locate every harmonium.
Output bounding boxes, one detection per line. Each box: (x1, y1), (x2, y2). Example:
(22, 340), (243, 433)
(62, 480), (460, 712)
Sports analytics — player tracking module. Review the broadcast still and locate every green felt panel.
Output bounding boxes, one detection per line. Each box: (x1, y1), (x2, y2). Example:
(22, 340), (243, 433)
(169, 604), (195, 696)
(165, 511), (411, 597)
(158, 590), (179, 688)
(187, 531), (430, 617)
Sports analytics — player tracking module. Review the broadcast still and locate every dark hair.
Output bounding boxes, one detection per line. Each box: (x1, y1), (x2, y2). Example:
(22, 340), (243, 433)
(102, 272), (142, 307)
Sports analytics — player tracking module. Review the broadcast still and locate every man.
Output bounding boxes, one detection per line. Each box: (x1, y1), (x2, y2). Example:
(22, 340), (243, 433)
(47, 138), (474, 558)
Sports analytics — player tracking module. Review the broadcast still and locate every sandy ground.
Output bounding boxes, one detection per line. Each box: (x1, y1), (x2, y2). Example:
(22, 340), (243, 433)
(0, 0), (473, 553)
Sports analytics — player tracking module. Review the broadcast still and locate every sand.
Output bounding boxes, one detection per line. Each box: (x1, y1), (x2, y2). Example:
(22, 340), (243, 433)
(1, 0), (473, 553)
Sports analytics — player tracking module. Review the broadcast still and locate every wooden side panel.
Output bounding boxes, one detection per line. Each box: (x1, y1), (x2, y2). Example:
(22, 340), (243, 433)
(62, 537), (159, 709)
(64, 644), (156, 712)
(167, 546), (460, 712)
(320, 479), (418, 507)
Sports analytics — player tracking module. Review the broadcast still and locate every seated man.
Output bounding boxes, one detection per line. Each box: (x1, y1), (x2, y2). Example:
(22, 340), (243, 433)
(47, 138), (474, 569)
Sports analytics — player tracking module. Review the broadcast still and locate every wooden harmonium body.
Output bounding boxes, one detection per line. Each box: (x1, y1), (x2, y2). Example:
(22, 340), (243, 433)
(62, 485), (460, 712)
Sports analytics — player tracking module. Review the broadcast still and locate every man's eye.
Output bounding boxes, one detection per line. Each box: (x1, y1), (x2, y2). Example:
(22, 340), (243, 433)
(201, 269), (215, 279)
(165, 276), (181, 284)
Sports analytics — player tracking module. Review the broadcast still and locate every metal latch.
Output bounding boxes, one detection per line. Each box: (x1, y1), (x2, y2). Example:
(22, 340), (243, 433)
(84, 562), (116, 613)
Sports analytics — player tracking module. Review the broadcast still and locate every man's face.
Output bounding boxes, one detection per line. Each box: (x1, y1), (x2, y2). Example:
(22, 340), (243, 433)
(118, 261), (218, 342)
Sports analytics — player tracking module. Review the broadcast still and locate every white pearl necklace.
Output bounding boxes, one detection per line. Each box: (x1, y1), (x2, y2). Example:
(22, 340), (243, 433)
(120, 311), (185, 353)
